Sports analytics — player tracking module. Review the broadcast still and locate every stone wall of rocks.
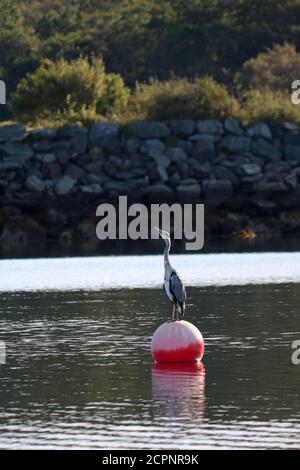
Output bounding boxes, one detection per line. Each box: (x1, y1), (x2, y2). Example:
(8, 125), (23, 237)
(1, 118), (300, 253)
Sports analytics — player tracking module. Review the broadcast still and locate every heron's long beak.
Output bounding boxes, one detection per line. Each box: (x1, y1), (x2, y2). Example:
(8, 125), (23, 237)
(154, 227), (163, 237)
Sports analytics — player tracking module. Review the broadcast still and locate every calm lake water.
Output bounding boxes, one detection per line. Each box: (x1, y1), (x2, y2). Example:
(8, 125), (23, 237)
(1, 252), (300, 449)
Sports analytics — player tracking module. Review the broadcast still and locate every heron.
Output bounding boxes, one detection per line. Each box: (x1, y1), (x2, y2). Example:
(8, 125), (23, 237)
(155, 228), (186, 321)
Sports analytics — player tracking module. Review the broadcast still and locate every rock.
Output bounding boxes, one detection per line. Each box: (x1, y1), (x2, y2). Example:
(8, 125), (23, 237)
(170, 119), (196, 136)
(143, 184), (174, 203)
(130, 121), (170, 139)
(0, 178), (8, 188)
(64, 163), (85, 180)
(284, 132), (300, 146)
(253, 181), (288, 192)
(224, 117), (244, 136)
(234, 163), (262, 177)
(213, 166), (240, 185)
(1, 142), (34, 161)
(280, 210), (300, 232)
(80, 183), (104, 194)
(157, 166), (168, 182)
(202, 179), (233, 206)
(55, 148), (71, 165)
(193, 139), (215, 162)
(250, 198), (277, 213)
(70, 129), (88, 155)
(246, 122), (272, 140)
(126, 137), (141, 154)
(25, 175), (45, 192)
(115, 171), (134, 181)
(176, 183), (201, 202)
(89, 122), (120, 153)
(141, 139), (165, 157)
(83, 158), (103, 173)
(224, 155), (251, 166)
(189, 133), (220, 142)
(42, 163), (62, 180)
(30, 128), (56, 141)
(166, 147), (187, 162)
(0, 159), (23, 171)
(197, 119), (223, 134)
(0, 124), (28, 142)
(85, 173), (106, 185)
(35, 153), (56, 163)
(33, 141), (55, 152)
(0, 215), (46, 251)
(55, 175), (76, 195)
(221, 135), (252, 153)
(284, 145), (300, 161)
(189, 160), (212, 178)
(252, 138), (281, 160)
(283, 122), (299, 131)
(285, 173), (298, 189)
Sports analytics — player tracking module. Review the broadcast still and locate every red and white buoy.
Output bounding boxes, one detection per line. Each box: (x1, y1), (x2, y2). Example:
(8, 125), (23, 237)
(151, 320), (204, 363)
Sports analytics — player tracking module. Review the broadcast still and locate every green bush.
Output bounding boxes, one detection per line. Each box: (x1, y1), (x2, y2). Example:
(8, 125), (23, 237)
(235, 43), (300, 93)
(12, 56), (130, 124)
(238, 88), (300, 124)
(126, 77), (240, 122)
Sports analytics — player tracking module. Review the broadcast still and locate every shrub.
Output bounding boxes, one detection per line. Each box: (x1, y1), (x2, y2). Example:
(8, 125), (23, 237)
(235, 43), (300, 93)
(126, 76), (240, 122)
(12, 56), (130, 124)
(238, 88), (300, 124)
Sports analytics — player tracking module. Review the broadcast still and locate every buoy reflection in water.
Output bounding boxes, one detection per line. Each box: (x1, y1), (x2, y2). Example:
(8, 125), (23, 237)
(151, 362), (206, 420)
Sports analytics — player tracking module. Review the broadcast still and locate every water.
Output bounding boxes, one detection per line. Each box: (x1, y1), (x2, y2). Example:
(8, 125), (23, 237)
(1, 253), (300, 449)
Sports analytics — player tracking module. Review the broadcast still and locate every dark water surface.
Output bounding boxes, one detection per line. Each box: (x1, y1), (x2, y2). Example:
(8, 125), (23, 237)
(1, 284), (300, 449)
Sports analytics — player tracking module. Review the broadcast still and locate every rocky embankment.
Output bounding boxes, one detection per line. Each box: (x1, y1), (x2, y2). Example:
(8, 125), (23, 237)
(1, 118), (300, 254)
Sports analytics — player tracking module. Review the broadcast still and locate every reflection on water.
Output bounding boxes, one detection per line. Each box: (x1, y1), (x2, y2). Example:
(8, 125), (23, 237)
(1, 281), (300, 449)
(152, 362), (206, 423)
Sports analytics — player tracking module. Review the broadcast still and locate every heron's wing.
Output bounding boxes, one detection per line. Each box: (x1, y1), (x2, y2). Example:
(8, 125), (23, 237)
(169, 271), (186, 304)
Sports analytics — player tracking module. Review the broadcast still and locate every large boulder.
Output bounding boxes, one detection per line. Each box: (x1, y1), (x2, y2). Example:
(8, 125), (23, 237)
(89, 122), (120, 153)
(143, 184), (174, 203)
(221, 135), (252, 153)
(169, 119), (196, 137)
(25, 175), (45, 192)
(0, 124), (28, 142)
(1, 142), (34, 161)
(176, 182), (202, 202)
(197, 119), (223, 134)
(284, 132), (300, 146)
(246, 122), (272, 140)
(284, 145), (300, 162)
(55, 175), (76, 195)
(140, 139), (165, 157)
(252, 138), (281, 160)
(234, 163), (262, 177)
(166, 147), (187, 162)
(224, 117), (244, 136)
(193, 139), (215, 162)
(130, 121), (170, 139)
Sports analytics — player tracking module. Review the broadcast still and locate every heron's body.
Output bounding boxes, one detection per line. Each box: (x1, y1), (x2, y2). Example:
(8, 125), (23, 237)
(158, 229), (186, 321)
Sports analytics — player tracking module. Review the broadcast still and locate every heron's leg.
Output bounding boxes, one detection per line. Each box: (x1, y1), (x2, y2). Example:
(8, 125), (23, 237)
(170, 304), (175, 322)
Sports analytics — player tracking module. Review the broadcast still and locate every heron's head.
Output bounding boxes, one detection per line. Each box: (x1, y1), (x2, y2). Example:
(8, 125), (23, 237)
(154, 227), (171, 242)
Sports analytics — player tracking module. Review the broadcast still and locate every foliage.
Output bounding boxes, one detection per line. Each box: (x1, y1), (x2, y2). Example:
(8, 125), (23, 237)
(127, 77), (239, 122)
(238, 88), (300, 124)
(12, 57), (130, 123)
(235, 43), (300, 92)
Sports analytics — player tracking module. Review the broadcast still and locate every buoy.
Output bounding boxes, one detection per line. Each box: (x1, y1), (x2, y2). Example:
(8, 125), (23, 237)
(151, 320), (204, 363)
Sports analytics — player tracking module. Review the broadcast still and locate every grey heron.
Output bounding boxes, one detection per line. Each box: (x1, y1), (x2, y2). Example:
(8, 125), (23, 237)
(155, 228), (186, 321)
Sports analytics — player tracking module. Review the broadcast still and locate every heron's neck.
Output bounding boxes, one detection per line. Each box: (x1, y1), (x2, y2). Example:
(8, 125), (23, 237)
(164, 242), (171, 268)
